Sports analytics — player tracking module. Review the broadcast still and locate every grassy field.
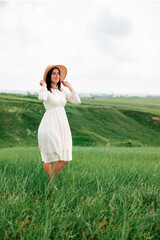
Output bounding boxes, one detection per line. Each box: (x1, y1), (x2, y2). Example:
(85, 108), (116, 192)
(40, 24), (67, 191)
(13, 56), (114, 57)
(0, 93), (160, 148)
(0, 93), (160, 239)
(0, 146), (160, 239)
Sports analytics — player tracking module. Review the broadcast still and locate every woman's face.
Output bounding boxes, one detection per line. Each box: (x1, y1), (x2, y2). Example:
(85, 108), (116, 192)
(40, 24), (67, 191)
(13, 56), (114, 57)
(51, 68), (60, 84)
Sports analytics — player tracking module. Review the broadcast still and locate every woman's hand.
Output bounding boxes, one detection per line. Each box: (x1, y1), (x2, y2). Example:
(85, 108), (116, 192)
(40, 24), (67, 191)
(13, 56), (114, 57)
(62, 81), (73, 91)
(40, 80), (46, 87)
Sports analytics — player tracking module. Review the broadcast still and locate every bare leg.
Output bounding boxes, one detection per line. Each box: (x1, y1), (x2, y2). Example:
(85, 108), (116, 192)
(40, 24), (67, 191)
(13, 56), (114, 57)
(52, 160), (69, 180)
(43, 161), (69, 179)
(43, 162), (53, 177)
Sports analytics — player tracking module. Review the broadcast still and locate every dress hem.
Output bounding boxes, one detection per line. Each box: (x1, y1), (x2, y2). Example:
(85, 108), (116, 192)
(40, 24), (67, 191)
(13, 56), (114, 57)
(42, 159), (72, 163)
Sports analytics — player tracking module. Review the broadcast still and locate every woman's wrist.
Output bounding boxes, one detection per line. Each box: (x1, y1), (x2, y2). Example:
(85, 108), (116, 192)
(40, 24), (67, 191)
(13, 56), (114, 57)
(69, 87), (74, 92)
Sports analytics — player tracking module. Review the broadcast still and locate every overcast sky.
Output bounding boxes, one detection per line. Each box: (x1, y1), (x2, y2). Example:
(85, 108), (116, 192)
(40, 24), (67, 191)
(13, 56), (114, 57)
(0, 0), (160, 95)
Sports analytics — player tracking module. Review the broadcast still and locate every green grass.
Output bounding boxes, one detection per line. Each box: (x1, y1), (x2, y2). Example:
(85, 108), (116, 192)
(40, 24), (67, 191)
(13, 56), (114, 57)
(0, 93), (160, 148)
(1, 93), (160, 239)
(82, 97), (160, 115)
(0, 146), (160, 239)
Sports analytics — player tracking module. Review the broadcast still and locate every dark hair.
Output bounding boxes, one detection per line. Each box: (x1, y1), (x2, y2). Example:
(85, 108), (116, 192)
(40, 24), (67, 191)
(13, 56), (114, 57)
(46, 67), (62, 92)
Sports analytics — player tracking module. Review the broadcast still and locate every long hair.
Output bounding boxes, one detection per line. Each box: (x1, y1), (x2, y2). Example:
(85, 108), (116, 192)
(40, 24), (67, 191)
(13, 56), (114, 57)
(46, 67), (62, 92)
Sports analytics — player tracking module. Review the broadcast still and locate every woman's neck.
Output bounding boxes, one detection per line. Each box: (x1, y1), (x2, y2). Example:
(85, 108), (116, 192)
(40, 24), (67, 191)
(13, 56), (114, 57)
(51, 84), (57, 89)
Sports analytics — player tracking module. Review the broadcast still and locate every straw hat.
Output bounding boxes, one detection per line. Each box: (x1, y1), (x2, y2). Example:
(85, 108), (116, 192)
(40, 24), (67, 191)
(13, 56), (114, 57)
(43, 65), (67, 83)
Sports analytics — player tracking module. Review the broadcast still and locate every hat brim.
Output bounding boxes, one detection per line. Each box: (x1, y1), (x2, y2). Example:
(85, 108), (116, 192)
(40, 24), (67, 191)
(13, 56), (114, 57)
(43, 65), (67, 83)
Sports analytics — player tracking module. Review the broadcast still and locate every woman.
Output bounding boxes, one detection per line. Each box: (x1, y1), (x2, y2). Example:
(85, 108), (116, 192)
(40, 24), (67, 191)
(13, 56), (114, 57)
(38, 65), (81, 190)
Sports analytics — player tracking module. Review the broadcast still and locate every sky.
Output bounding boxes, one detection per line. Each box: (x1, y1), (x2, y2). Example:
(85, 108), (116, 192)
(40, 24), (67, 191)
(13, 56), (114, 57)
(0, 0), (160, 95)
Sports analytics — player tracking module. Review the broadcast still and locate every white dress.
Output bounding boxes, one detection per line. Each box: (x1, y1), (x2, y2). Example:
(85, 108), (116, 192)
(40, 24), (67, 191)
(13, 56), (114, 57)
(37, 86), (81, 163)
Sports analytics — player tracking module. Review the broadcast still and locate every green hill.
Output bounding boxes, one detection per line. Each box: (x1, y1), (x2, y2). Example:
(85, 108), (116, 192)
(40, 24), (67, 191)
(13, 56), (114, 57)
(0, 93), (160, 148)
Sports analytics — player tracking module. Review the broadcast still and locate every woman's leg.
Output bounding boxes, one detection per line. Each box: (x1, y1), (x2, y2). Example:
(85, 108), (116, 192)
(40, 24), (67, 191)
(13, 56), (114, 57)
(43, 162), (53, 177)
(43, 160), (69, 179)
(52, 160), (69, 180)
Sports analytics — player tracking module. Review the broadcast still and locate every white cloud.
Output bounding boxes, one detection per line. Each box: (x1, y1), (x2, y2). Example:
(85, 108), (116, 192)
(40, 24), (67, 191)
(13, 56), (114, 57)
(0, 0), (160, 94)
(68, 0), (160, 94)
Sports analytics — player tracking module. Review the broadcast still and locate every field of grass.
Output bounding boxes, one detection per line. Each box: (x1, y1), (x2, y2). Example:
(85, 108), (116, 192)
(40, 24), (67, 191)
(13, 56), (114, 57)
(83, 97), (160, 115)
(0, 93), (160, 148)
(0, 146), (160, 239)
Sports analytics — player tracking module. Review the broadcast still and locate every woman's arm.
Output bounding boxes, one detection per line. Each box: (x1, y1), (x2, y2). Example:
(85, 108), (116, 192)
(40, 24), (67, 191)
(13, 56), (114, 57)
(62, 88), (81, 104)
(61, 80), (81, 104)
(38, 86), (48, 102)
(38, 80), (48, 102)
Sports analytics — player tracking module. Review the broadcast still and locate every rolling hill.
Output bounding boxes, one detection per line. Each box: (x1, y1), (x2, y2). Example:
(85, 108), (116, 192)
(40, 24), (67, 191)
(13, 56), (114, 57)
(0, 93), (160, 148)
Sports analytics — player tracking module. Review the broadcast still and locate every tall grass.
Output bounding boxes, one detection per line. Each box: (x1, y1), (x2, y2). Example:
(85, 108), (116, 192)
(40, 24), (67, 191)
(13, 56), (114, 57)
(0, 146), (160, 239)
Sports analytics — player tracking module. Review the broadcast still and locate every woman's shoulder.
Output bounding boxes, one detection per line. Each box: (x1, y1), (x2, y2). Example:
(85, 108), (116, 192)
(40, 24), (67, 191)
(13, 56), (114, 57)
(60, 87), (66, 93)
(39, 86), (48, 92)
